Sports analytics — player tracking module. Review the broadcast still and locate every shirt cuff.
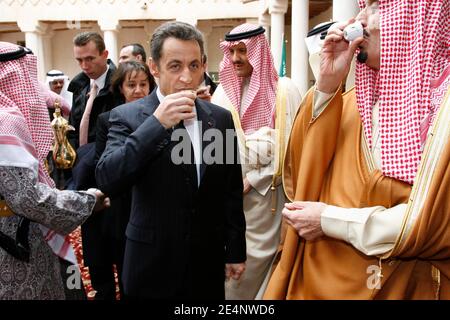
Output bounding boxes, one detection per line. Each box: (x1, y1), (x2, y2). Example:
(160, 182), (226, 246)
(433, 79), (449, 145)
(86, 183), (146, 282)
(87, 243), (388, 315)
(321, 205), (386, 241)
(313, 88), (337, 119)
(321, 204), (406, 256)
(246, 168), (273, 196)
(321, 205), (351, 242)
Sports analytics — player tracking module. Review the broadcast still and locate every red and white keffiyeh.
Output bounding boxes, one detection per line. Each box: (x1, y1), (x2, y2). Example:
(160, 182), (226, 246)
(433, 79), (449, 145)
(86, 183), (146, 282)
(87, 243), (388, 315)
(356, 0), (450, 185)
(219, 23), (279, 134)
(0, 41), (76, 263)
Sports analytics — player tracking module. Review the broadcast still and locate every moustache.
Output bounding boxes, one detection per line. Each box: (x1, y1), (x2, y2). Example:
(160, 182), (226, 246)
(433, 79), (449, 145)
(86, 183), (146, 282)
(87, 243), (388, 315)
(357, 51), (368, 63)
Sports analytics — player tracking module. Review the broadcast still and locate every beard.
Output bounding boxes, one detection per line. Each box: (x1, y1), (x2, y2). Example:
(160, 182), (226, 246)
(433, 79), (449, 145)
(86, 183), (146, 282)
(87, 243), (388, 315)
(357, 51), (368, 63)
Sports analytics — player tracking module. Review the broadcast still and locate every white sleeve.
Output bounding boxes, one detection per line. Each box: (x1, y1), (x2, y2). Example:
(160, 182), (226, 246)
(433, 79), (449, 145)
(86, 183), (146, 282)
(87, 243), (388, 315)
(321, 204), (407, 256)
(246, 164), (275, 196)
(313, 89), (335, 119)
(244, 127), (276, 196)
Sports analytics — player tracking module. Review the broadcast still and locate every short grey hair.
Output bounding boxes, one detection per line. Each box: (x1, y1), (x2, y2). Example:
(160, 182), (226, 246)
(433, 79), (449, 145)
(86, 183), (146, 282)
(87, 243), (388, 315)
(150, 21), (204, 65)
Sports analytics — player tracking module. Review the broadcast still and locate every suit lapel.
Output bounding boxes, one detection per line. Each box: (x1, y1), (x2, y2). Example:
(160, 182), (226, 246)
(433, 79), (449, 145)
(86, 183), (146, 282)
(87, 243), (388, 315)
(142, 89), (160, 120)
(145, 90), (199, 188)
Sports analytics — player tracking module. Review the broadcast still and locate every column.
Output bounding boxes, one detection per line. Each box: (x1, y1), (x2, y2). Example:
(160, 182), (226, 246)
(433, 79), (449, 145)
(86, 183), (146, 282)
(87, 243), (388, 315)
(333, 0), (360, 90)
(291, 0), (309, 95)
(42, 29), (55, 78)
(333, 0), (360, 22)
(269, 0), (288, 74)
(98, 19), (121, 66)
(17, 20), (49, 82)
(258, 13), (271, 43)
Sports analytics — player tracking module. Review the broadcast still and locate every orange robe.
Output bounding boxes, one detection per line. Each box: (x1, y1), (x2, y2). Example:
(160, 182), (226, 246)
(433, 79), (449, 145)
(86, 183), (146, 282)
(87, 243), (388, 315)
(264, 87), (450, 299)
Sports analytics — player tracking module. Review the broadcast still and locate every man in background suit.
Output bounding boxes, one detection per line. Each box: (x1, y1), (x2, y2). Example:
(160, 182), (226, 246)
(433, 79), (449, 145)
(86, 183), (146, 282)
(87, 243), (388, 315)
(96, 21), (246, 299)
(118, 43), (147, 63)
(68, 32), (116, 150)
(68, 31), (118, 299)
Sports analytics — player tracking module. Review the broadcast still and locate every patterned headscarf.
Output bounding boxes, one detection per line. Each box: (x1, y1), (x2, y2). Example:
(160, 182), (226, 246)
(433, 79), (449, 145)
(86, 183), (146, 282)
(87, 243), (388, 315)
(0, 41), (54, 187)
(0, 41), (78, 263)
(219, 23), (279, 134)
(355, 0), (450, 185)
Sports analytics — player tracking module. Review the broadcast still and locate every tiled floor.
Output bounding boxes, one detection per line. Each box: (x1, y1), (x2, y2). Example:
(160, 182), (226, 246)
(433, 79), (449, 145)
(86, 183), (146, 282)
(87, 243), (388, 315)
(68, 227), (120, 300)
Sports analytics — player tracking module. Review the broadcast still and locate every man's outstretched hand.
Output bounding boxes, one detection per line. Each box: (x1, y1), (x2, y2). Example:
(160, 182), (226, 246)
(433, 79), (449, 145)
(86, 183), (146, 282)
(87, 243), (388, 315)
(87, 188), (111, 212)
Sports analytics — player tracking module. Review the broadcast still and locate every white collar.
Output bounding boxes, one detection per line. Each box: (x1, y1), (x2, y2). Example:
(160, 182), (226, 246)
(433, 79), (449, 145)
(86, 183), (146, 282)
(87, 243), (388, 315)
(92, 65), (109, 92)
(156, 86), (165, 103)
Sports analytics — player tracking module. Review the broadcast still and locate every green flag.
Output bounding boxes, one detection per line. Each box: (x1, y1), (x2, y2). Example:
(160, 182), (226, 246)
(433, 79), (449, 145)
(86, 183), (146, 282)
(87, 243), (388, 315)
(279, 34), (287, 77)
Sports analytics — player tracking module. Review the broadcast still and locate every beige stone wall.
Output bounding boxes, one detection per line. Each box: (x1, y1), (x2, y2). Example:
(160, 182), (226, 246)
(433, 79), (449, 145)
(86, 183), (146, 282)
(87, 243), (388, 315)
(309, 6), (333, 29)
(207, 26), (233, 76)
(51, 28), (100, 80)
(0, 1), (338, 88)
(0, 0), (259, 23)
(0, 31), (24, 45)
(0, 22), (249, 80)
(0, 0), (259, 80)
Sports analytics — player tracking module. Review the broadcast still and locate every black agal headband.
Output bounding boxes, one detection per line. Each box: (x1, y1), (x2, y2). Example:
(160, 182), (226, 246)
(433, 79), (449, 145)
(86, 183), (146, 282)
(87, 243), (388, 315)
(0, 46), (33, 62)
(307, 21), (336, 40)
(224, 26), (266, 42)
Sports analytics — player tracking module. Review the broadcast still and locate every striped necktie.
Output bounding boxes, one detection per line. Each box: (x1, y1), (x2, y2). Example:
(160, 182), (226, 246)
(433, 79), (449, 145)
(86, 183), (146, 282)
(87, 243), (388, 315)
(79, 82), (98, 146)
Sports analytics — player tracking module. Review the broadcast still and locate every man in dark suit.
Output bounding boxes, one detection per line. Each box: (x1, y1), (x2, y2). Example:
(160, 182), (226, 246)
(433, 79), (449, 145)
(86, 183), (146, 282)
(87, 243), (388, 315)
(68, 32), (117, 150)
(67, 31), (118, 299)
(96, 21), (246, 300)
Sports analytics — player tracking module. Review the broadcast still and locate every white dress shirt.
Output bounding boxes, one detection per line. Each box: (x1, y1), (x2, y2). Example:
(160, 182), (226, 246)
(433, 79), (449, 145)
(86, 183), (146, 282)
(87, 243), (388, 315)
(92, 65), (109, 95)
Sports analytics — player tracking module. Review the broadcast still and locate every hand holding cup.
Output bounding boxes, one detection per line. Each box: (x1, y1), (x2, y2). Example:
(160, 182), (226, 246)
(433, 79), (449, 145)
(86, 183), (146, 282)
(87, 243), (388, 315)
(154, 90), (197, 129)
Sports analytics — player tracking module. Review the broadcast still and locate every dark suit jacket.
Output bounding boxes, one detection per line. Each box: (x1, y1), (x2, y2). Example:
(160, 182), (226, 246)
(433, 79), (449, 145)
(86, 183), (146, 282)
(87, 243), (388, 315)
(95, 111), (131, 241)
(70, 142), (97, 190)
(68, 59), (117, 150)
(204, 72), (217, 95)
(95, 90), (246, 299)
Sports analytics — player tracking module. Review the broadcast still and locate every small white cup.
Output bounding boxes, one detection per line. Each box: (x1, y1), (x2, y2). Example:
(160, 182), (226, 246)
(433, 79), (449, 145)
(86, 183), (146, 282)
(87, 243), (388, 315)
(343, 21), (363, 42)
